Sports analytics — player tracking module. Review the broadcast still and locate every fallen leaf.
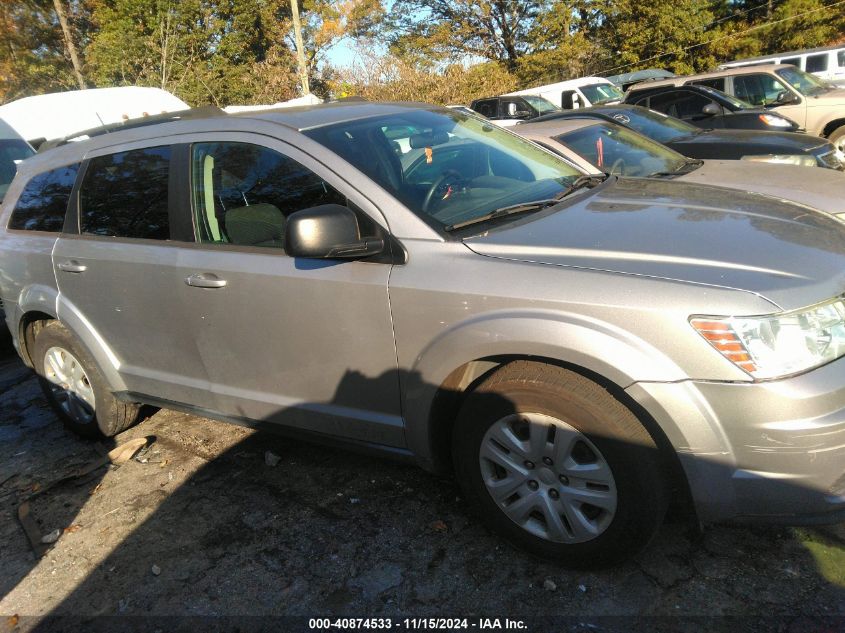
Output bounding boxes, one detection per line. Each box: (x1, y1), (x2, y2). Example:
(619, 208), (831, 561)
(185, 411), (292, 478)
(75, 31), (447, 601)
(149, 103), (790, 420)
(63, 524), (82, 534)
(7, 614), (19, 629)
(431, 520), (448, 533)
(30, 483), (40, 492)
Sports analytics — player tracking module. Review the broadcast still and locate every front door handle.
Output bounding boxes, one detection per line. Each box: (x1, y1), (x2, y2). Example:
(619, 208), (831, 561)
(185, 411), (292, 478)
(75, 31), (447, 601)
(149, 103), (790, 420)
(57, 260), (87, 273)
(185, 273), (227, 289)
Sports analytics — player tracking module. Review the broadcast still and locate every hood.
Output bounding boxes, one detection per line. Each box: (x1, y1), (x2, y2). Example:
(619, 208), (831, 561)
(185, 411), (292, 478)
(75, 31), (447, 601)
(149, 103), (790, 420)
(678, 160), (845, 217)
(675, 128), (827, 153)
(463, 177), (845, 311)
(810, 87), (845, 103)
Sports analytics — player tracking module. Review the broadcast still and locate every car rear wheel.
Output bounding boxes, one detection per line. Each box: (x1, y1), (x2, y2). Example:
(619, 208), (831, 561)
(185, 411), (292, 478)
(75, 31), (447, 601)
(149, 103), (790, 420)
(452, 361), (668, 567)
(33, 321), (141, 438)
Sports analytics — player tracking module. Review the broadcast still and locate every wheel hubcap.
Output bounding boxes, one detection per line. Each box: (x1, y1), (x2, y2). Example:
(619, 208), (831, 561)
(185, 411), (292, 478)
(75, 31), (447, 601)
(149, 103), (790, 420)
(479, 412), (617, 544)
(43, 346), (95, 425)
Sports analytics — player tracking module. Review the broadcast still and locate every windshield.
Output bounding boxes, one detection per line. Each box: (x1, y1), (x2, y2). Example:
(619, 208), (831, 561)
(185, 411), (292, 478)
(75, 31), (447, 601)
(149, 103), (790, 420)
(556, 122), (688, 176)
(0, 139), (35, 200)
(305, 109), (584, 231)
(580, 83), (625, 105)
(775, 66), (829, 96)
(521, 95), (561, 114)
(605, 107), (700, 143)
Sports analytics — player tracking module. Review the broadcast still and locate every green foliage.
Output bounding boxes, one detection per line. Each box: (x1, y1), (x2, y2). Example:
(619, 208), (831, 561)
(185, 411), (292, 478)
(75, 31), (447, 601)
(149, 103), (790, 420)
(1, 0), (844, 107)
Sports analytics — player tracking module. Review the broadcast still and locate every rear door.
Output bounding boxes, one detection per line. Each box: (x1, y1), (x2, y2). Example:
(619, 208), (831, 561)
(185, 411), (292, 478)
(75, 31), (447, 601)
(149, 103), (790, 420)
(52, 141), (209, 406)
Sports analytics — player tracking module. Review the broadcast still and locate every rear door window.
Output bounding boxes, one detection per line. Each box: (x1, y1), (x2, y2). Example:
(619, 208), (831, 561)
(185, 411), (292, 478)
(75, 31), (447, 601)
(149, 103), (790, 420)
(8, 164), (79, 232)
(838, 51), (845, 68)
(473, 99), (498, 118)
(79, 146), (171, 239)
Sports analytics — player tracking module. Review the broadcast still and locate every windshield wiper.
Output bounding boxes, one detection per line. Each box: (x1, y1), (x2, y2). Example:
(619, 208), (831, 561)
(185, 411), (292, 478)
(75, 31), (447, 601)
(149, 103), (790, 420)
(444, 199), (561, 232)
(649, 158), (703, 178)
(553, 174), (608, 199)
(444, 175), (607, 232)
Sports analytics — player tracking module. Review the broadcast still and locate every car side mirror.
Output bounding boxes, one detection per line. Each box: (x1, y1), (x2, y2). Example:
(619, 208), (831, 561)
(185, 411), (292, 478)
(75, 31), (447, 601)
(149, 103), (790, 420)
(506, 103), (532, 119)
(285, 204), (384, 259)
(775, 90), (798, 105)
(702, 102), (721, 116)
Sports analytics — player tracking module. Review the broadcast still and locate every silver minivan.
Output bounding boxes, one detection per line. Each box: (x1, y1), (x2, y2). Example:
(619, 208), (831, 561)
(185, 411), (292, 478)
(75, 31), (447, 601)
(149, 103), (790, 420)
(1, 103), (843, 567)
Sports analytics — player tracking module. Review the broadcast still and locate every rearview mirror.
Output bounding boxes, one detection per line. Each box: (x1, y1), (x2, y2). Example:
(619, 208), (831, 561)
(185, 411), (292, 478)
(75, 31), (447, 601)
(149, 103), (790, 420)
(285, 204), (384, 259)
(702, 102), (721, 116)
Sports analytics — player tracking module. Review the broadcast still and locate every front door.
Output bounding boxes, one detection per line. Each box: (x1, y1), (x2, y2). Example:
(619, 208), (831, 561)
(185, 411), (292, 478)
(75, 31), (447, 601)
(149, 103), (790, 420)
(171, 135), (404, 447)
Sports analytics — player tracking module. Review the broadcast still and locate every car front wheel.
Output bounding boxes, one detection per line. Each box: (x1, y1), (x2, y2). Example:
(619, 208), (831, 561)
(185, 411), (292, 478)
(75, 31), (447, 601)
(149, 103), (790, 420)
(452, 361), (668, 567)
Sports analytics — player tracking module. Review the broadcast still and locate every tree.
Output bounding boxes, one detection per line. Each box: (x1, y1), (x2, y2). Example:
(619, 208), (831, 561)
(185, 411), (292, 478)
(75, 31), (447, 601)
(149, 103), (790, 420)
(385, 0), (547, 70)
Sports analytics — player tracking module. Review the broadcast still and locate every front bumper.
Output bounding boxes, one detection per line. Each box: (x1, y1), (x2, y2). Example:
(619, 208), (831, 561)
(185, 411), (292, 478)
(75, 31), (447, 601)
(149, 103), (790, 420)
(627, 357), (845, 524)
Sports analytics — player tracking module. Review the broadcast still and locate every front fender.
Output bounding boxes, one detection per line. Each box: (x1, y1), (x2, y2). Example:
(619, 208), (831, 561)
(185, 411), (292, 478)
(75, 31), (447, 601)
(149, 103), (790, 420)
(402, 309), (690, 466)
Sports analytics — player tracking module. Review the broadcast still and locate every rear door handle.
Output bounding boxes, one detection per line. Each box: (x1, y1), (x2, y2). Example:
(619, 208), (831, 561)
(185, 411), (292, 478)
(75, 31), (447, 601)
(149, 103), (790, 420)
(185, 273), (227, 289)
(57, 260), (87, 273)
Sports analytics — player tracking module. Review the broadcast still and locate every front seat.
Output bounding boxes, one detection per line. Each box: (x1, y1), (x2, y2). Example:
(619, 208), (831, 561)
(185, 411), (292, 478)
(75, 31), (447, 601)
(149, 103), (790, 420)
(224, 203), (286, 248)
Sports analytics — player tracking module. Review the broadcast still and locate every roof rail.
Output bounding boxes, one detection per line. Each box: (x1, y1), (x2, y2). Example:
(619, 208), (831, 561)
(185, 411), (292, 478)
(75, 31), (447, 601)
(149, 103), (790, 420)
(37, 105), (225, 153)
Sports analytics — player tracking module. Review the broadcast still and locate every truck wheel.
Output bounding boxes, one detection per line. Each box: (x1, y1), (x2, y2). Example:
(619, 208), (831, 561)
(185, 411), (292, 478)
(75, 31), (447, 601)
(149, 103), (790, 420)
(32, 321), (141, 438)
(452, 361), (668, 567)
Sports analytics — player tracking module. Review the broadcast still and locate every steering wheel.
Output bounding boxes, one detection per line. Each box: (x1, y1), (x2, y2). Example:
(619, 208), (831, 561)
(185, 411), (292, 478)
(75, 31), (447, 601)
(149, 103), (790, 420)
(421, 170), (466, 214)
(608, 158), (627, 176)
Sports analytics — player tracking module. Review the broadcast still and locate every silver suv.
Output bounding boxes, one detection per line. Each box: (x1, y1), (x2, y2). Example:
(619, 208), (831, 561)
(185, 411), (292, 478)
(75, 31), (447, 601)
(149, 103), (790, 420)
(1, 103), (844, 567)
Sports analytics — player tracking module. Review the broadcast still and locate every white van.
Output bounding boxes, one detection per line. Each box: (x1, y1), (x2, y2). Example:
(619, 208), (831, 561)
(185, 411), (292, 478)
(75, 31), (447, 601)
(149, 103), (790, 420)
(506, 76), (625, 110)
(0, 86), (190, 147)
(719, 45), (845, 86)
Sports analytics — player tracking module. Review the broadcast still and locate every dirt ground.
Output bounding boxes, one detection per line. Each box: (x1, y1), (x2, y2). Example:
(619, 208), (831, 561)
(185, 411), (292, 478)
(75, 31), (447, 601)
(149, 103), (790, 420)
(0, 331), (843, 633)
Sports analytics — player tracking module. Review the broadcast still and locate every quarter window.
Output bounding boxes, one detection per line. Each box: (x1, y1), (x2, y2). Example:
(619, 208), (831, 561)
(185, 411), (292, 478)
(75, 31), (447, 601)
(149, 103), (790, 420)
(190, 142), (345, 249)
(781, 57), (801, 68)
(8, 164), (79, 232)
(838, 51), (845, 68)
(79, 147), (171, 239)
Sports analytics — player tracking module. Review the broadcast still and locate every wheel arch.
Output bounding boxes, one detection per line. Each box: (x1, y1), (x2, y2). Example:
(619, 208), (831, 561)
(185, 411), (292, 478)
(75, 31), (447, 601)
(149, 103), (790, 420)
(822, 117), (845, 138)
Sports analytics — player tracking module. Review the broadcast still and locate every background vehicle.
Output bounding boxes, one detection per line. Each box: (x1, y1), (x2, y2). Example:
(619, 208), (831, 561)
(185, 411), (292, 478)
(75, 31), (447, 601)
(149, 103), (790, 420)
(0, 86), (189, 148)
(606, 68), (676, 91)
(627, 64), (845, 151)
(506, 76), (624, 110)
(0, 118), (34, 201)
(624, 84), (800, 131)
(3, 103), (845, 567)
(532, 104), (843, 169)
(469, 94), (560, 126)
(517, 117), (845, 216)
(718, 45), (845, 85)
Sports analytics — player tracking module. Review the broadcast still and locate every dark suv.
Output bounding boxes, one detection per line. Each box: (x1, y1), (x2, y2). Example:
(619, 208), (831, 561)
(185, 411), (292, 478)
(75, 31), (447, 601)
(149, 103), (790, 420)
(624, 84), (801, 131)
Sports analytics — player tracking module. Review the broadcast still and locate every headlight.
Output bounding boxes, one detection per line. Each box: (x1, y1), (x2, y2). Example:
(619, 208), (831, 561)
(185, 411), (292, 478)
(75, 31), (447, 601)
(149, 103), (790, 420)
(690, 297), (845, 379)
(758, 114), (792, 128)
(740, 153), (819, 167)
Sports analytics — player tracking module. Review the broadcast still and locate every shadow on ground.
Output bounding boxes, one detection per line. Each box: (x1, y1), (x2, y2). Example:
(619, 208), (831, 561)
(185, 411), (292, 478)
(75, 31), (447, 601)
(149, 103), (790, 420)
(0, 343), (842, 633)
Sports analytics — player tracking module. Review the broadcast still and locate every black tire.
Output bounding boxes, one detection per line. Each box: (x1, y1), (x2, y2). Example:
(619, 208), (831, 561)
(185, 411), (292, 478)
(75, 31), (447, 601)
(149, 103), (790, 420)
(32, 320), (141, 438)
(452, 360), (668, 567)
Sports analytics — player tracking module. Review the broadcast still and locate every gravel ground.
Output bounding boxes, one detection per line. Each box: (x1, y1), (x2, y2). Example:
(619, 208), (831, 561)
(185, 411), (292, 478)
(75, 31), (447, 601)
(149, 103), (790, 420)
(0, 333), (843, 633)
